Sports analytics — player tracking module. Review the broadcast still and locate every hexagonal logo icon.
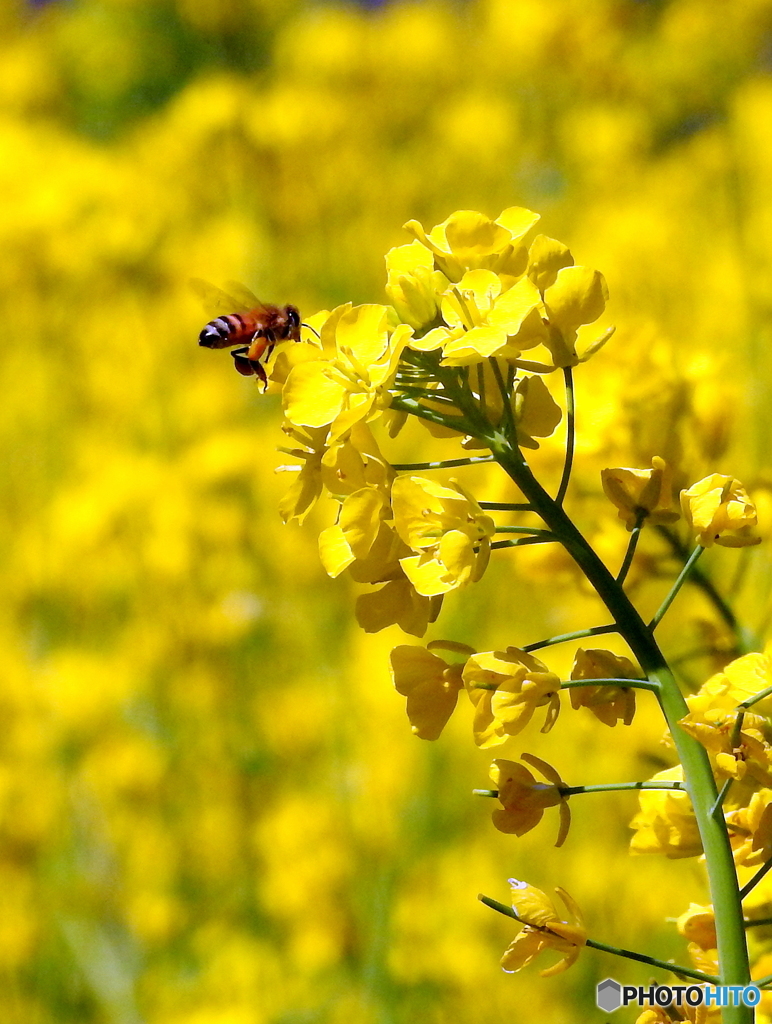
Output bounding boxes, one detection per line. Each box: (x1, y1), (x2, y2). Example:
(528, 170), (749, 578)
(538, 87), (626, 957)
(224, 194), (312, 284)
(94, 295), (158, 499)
(597, 978), (622, 1012)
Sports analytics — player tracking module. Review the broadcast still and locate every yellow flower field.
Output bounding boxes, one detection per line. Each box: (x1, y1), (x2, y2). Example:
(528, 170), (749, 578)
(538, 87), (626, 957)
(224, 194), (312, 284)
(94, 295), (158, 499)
(3, 1), (772, 1021)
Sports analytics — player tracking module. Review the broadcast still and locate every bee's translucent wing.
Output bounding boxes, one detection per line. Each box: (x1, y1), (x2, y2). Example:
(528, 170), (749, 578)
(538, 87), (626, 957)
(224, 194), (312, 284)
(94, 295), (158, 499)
(190, 278), (265, 315)
(222, 280), (263, 311)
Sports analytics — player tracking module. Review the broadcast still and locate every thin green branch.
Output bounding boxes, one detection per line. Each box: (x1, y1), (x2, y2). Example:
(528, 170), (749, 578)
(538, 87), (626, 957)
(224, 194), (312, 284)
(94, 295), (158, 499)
(391, 455), (497, 471)
(710, 778), (735, 820)
(389, 394), (478, 436)
(617, 509), (647, 585)
(649, 544), (705, 630)
(494, 526), (554, 537)
(490, 536), (556, 550)
(560, 677), (661, 693)
(393, 385), (457, 404)
(555, 366), (574, 506)
(477, 896), (719, 984)
(476, 362), (486, 407)
(559, 781), (686, 796)
(739, 857), (772, 901)
(656, 525), (757, 653)
(488, 358), (517, 441)
(474, 781), (686, 798)
(738, 686), (772, 711)
(479, 501), (533, 511)
(523, 624), (618, 653)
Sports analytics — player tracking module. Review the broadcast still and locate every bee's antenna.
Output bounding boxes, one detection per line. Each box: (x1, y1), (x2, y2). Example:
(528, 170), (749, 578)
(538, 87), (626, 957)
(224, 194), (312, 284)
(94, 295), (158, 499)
(301, 323), (321, 339)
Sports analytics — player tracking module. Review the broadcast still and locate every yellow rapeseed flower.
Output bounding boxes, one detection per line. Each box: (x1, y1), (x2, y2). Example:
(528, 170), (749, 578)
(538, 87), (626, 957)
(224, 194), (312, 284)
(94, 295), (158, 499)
(569, 648), (641, 726)
(500, 879), (586, 977)
(384, 239), (448, 330)
(511, 374), (562, 449)
(345, 519), (444, 637)
(391, 475), (495, 596)
(678, 705), (772, 787)
(541, 265), (610, 368)
(283, 303), (413, 443)
(413, 269), (546, 365)
(526, 234), (574, 292)
(355, 572), (443, 638)
(629, 767), (703, 858)
(680, 473), (760, 547)
(601, 456), (680, 530)
(403, 206), (540, 282)
(277, 420), (392, 524)
(390, 641), (474, 739)
(725, 790), (772, 866)
(635, 1009), (710, 1024)
(694, 647), (772, 713)
(490, 754), (570, 846)
(462, 647), (560, 747)
(676, 903), (717, 951)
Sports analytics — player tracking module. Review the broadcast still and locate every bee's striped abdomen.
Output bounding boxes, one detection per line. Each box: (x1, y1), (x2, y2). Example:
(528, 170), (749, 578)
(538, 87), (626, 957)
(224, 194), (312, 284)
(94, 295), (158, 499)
(198, 314), (254, 349)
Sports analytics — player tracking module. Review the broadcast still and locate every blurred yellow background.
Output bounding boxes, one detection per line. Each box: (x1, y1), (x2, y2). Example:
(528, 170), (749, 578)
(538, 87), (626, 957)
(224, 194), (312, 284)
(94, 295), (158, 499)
(3, 0), (772, 1020)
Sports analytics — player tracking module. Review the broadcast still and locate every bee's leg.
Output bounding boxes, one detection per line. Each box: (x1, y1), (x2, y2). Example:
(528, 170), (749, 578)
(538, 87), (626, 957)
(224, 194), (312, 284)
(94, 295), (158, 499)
(231, 346), (256, 377)
(253, 339), (276, 393)
(252, 361), (269, 391)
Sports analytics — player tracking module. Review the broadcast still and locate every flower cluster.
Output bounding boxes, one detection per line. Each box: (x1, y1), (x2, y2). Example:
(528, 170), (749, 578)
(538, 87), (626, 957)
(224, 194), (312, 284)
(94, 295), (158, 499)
(390, 208), (611, 373)
(272, 208), (613, 634)
(266, 206), (766, 1009)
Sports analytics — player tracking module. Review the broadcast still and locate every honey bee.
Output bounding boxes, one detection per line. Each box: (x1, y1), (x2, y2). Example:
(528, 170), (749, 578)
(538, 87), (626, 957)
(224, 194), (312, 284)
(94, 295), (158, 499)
(193, 279), (301, 389)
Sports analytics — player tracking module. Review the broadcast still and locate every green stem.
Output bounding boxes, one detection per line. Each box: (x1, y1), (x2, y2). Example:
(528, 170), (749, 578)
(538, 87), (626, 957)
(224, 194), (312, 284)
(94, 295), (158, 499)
(617, 510), (647, 585)
(559, 781), (685, 796)
(560, 677), (661, 693)
(479, 501), (533, 511)
(494, 526), (553, 536)
(555, 366), (574, 506)
(739, 685), (772, 710)
(739, 857), (772, 900)
(711, 778), (735, 819)
(391, 455), (497, 471)
(489, 358), (517, 440)
(389, 394), (478, 436)
(481, 434), (751, 1020)
(656, 526), (757, 654)
(477, 895), (719, 984)
(649, 544), (705, 630)
(490, 536), (556, 550)
(477, 362), (486, 407)
(523, 624), (617, 653)
(474, 781), (686, 798)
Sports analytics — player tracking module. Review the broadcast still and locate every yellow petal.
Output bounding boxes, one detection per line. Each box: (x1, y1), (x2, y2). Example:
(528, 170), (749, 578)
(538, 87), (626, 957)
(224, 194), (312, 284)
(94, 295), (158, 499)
(336, 304), (390, 365)
(441, 325), (508, 364)
(399, 553), (456, 597)
(527, 234), (574, 292)
(283, 361), (343, 428)
(339, 487), (385, 559)
(318, 524), (354, 577)
(544, 266), (608, 332)
(496, 206), (541, 242)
